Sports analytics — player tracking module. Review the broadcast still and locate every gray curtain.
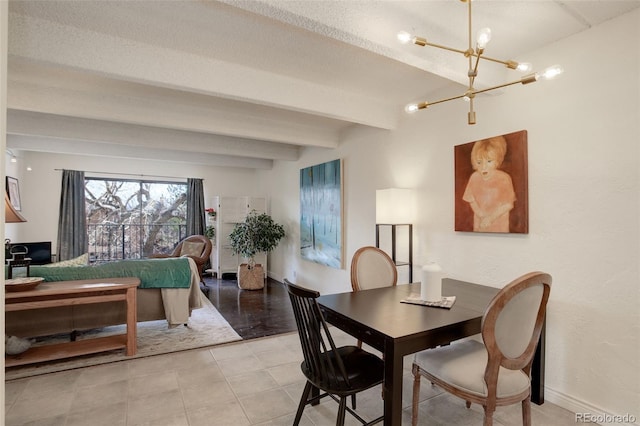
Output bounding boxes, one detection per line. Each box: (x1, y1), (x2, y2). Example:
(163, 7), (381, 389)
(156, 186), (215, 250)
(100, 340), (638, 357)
(57, 170), (88, 261)
(186, 178), (205, 236)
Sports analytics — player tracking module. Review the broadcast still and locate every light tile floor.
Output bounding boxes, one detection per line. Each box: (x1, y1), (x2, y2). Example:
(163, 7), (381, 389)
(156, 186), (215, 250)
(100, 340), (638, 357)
(5, 329), (580, 425)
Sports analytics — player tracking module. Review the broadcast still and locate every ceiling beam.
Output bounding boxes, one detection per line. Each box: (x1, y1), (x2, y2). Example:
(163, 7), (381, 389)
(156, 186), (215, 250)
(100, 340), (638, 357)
(7, 110), (300, 162)
(8, 60), (343, 150)
(8, 12), (400, 131)
(7, 133), (274, 170)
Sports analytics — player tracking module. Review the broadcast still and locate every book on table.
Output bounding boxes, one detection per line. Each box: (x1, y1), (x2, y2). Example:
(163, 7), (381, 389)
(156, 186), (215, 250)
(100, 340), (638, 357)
(400, 293), (456, 309)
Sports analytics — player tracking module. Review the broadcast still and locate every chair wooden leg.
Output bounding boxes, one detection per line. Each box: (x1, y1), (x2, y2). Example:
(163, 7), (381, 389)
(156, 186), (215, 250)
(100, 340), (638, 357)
(294, 381), (313, 426)
(337, 397), (347, 426)
(522, 398), (532, 426)
(483, 406), (494, 426)
(411, 366), (421, 426)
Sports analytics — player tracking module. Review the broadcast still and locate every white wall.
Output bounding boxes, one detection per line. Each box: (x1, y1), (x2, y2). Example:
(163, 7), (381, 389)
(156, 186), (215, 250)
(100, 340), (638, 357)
(1, 0), (8, 412)
(260, 10), (640, 424)
(8, 147), (261, 251)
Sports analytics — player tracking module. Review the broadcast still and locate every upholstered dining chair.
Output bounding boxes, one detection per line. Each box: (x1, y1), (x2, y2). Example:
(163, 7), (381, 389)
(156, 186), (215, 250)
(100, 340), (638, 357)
(351, 246), (397, 348)
(411, 271), (552, 426)
(150, 234), (212, 282)
(350, 246), (398, 292)
(284, 279), (384, 426)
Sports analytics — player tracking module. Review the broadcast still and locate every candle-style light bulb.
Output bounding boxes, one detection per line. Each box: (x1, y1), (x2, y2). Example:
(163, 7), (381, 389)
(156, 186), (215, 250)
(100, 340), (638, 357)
(476, 27), (492, 49)
(397, 31), (413, 44)
(405, 103), (419, 113)
(539, 64), (564, 80)
(516, 62), (532, 72)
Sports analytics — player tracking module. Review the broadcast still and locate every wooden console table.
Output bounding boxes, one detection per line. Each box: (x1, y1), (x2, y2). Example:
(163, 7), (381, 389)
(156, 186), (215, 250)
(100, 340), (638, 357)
(5, 277), (140, 367)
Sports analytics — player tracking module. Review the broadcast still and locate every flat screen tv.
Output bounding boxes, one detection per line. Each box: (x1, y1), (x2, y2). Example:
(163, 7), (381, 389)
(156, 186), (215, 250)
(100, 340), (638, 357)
(6, 241), (52, 265)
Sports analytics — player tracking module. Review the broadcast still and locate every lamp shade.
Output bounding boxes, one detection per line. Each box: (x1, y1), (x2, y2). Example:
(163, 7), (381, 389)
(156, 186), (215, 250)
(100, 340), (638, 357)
(376, 188), (415, 224)
(5, 193), (26, 223)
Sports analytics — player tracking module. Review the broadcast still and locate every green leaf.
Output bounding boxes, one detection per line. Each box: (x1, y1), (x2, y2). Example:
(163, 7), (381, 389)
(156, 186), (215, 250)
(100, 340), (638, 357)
(228, 210), (285, 262)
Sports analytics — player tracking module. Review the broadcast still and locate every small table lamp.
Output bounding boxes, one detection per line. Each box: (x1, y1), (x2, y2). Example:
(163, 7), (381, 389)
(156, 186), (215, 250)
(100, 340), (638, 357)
(5, 192), (27, 223)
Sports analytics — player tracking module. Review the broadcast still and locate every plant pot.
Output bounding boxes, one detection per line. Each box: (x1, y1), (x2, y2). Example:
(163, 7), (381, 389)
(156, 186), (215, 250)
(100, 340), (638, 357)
(237, 263), (264, 290)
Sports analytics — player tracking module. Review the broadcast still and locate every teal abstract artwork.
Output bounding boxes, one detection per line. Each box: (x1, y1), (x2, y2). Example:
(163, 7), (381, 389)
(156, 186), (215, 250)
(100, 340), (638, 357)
(300, 159), (343, 269)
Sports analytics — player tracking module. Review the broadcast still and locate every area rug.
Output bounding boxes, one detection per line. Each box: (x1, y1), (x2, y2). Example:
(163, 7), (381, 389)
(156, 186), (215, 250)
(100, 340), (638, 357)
(5, 294), (242, 380)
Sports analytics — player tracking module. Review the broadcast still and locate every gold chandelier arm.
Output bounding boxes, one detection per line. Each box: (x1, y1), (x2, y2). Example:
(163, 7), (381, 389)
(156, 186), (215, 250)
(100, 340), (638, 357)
(468, 0), (473, 55)
(475, 55), (520, 69)
(467, 0), (476, 126)
(470, 74), (538, 96)
(414, 37), (468, 56)
(428, 93), (468, 106)
(414, 37), (522, 70)
(467, 0), (476, 88)
(413, 73), (537, 112)
(469, 49), (483, 83)
(411, 92), (468, 111)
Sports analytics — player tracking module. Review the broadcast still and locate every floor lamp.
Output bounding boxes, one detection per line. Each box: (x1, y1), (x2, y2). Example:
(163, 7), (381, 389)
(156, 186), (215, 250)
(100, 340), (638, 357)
(375, 188), (414, 283)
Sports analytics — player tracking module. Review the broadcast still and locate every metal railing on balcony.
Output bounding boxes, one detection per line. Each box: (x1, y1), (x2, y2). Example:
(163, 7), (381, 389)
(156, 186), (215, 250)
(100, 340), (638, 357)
(87, 223), (187, 264)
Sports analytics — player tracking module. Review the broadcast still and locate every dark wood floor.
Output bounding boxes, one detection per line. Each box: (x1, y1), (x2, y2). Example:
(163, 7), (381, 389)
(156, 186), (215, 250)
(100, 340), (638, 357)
(201, 276), (298, 340)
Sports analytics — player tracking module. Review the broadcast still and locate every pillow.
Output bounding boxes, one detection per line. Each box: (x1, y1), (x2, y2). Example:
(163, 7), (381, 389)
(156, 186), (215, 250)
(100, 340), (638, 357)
(180, 241), (205, 257)
(42, 253), (89, 267)
(5, 335), (31, 355)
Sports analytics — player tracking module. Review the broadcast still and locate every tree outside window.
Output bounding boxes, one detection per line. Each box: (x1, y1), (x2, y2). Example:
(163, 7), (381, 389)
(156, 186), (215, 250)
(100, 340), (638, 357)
(85, 178), (187, 263)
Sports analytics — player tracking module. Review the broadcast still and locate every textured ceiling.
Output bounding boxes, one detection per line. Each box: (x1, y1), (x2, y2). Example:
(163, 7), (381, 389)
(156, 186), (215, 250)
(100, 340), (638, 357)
(6, 0), (640, 168)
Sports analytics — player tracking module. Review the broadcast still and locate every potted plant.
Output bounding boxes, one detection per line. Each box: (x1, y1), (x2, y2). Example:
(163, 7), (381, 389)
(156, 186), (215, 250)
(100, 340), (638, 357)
(204, 225), (215, 240)
(229, 210), (285, 290)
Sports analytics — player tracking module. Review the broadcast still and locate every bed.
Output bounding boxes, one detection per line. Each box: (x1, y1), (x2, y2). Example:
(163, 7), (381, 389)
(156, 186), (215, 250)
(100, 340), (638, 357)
(5, 257), (204, 338)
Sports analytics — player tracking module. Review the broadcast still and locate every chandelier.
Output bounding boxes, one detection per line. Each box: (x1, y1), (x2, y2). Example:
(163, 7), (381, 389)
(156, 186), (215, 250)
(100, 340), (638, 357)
(398, 0), (563, 125)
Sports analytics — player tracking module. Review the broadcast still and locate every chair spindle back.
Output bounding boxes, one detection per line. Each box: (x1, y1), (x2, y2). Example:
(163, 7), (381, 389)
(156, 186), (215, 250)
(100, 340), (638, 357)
(285, 279), (352, 391)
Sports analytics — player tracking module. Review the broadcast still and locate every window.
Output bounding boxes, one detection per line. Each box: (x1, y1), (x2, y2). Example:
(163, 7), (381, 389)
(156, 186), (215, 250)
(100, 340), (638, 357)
(85, 178), (187, 263)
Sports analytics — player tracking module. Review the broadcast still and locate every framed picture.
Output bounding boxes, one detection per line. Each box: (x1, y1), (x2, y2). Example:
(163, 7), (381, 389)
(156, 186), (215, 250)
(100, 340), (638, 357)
(300, 159), (344, 269)
(454, 130), (528, 234)
(6, 176), (22, 211)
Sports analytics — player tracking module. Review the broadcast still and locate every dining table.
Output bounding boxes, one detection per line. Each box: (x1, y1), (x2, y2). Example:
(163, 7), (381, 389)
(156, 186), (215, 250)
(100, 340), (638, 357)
(317, 278), (545, 426)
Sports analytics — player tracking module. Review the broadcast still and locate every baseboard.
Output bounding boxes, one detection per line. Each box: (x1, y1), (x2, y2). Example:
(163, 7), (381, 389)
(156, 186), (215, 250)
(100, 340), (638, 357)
(545, 387), (639, 426)
(266, 271), (284, 283)
(220, 272), (237, 280)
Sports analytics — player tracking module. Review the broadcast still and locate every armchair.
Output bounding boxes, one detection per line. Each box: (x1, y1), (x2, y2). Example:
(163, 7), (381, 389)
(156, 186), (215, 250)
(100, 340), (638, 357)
(150, 235), (212, 281)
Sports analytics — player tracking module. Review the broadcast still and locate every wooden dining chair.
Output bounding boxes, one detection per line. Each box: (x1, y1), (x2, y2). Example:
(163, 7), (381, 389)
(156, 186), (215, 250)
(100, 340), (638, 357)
(411, 271), (552, 426)
(350, 246), (398, 292)
(350, 246), (397, 349)
(284, 279), (384, 426)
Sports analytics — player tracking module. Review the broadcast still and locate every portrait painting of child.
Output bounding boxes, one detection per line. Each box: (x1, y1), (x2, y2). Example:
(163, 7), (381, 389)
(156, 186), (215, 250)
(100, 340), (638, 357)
(454, 130), (528, 234)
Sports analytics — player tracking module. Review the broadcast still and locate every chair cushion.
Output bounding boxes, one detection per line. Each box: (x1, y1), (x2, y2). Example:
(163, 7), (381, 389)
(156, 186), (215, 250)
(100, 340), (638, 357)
(413, 340), (530, 398)
(180, 241), (205, 257)
(302, 345), (384, 393)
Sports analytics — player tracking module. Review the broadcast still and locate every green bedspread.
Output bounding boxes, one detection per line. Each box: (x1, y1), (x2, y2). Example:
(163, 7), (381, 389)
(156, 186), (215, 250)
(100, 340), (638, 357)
(6, 257), (192, 289)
